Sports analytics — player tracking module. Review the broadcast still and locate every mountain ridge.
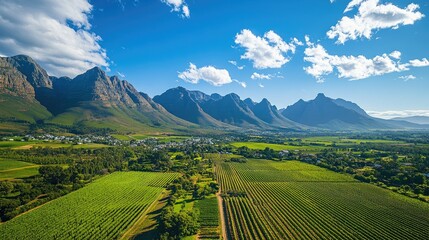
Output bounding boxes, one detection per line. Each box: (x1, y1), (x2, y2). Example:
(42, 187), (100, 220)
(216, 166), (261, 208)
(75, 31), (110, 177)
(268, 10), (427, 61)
(1, 55), (428, 133)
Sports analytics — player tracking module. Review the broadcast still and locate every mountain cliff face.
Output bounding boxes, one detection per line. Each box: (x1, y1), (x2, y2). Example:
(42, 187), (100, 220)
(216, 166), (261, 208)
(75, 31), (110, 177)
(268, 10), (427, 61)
(0, 57), (36, 99)
(0, 56), (52, 123)
(0, 55), (193, 132)
(1, 55), (426, 133)
(250, 98), (302, 128)
(199, 93), (269, 128)
(153, 87), (227, 127)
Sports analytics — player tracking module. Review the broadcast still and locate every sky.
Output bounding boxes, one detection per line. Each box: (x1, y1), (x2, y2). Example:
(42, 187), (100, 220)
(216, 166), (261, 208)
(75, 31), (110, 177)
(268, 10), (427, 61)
(0, 0), (428, 118)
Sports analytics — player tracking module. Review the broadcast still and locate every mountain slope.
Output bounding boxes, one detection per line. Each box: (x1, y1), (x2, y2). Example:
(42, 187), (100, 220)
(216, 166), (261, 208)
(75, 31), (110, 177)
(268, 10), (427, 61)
(282, 93), (387, 130)
(0, 55), (195, 133)
(248, 98), (303, 129)
(200, 93), (270, 129)
(153, 87), (229, 127)
(392, 116), (429, 125)
(0, 56), (52, 123)
(47, 67), (195, 132)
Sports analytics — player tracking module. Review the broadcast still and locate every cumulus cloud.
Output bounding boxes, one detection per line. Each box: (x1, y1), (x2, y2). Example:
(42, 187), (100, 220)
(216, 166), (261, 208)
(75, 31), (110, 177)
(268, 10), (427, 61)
(399, 75), (416, 81)
(251, 72), (272, 80)
(389, 51), (401, 59)
(367, 110), (429, 119)
(328, 0), (424, 44)
(234, 29), (301, 69)
(303, 37), (428, 81)
(228, 60), (245, 70)
(178, 63), (233, 86)
(162, 0), (190, 18)
(0, 0), (109, 77)
(409, 58), (429, 67)
(258, 83), (265, 88)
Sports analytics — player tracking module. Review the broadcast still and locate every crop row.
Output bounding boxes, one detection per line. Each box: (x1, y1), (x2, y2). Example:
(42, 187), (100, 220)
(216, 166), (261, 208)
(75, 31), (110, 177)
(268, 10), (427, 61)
(0, 172), (180, 239)
(216, 160), (429, 240)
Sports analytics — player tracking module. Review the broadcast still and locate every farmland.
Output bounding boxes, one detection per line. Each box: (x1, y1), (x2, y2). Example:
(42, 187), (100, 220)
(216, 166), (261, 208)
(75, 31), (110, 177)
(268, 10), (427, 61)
(0, 158), (39, 180)
(0, 172), (179, 239)
(216, 159), (429, 239)
(230, 141), (324, 152)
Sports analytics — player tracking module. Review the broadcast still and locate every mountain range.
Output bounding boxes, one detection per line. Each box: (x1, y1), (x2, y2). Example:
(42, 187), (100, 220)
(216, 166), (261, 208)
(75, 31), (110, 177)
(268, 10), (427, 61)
(0, 55), (427, 134)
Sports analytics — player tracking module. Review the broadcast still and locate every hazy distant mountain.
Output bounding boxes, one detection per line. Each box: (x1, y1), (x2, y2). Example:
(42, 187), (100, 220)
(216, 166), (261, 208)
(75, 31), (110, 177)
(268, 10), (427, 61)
(199, 93), (270, 128)
(392, 116), (429, 125)
(156, 88), (304, 130)
(282, 93), (388, 130)
(153, 87), (229, 127)
(246, 98), (303, 129)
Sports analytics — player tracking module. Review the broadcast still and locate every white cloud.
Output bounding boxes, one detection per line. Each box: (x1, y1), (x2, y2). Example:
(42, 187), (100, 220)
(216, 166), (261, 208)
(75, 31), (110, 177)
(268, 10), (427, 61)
(228, 60), (245, 70)
(399, 75), (416, 81)
(328, 0), (424, 44)
(303, 37), (428, 81)
(117, 72), (125, 78)
(258, 83), (265, 88)
(409, 58), (429, 67)
(234, 29), (301, 69)
(389, 51), (401, 59)
(162, 0), (190, 18)
(0, 0), (109, 77)
(178, 63), (233, 86)
(234, 80), (247, 88)
(344, 0), (364, 13)
(251, 72), (272, 80)
(367, 110), (429, 119)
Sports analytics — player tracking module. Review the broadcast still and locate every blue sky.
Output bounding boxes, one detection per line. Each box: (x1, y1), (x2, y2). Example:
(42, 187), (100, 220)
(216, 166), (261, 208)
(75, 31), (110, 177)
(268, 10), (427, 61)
(0, 0), (428, 118)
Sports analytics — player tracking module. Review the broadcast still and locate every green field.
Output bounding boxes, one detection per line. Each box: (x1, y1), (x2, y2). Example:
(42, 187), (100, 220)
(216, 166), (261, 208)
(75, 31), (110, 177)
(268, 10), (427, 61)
(194, 197), (220, 239)
(230, 142), (324, 151)
(0, 158), (35, 171)
(216, 159), (429, 239)
(0, 158), (40, 180)
(300, 136), (405, 145)
(0, 172), (180, 239)
(0, 166), (40, 180)
(0, 141), (110, 150)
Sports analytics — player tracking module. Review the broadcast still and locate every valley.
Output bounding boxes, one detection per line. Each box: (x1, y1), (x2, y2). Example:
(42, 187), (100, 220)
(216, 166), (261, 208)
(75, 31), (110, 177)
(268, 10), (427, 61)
(0, 132), (428, 239)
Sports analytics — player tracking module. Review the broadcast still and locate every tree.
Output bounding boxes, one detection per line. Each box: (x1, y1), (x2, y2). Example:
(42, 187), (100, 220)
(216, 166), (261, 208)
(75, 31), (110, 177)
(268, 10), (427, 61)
(159, 207), (200, 239)
(39, 166), (70, 184)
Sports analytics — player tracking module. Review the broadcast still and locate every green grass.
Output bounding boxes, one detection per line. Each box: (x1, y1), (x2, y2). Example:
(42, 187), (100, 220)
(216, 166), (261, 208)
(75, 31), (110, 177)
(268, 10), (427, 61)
(0, 172), (180, 239)
(300, 136), (404, 145)
(0, 158), (35, 171)
(216, 159), (429, 240)
(0, 166), (40, 180)
(230, 142), (324, 151)
(0, 94), (51, 123)
(111, 134), (134, 141)
(6, 142), (110, 150)
(0, 141), (35, 149)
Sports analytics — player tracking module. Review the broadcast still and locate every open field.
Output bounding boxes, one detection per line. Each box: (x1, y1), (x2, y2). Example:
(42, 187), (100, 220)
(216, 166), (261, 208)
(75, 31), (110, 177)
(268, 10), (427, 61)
(299, 136), (406, 145)
(0, 158), (35, 171)
(0, 166), (40, 180)
(0, 172), (180, 239)
(216, 159), (429, 240)
(0, 141), (110, 150)
(230, 142), (324, 151)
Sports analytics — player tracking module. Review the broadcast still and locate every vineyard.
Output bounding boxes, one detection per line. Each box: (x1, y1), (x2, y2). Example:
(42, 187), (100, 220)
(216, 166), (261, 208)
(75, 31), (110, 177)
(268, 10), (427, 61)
(216, 159), (429, 240)
(0, 171), (179, 239)
(194, 197), (220, 239)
